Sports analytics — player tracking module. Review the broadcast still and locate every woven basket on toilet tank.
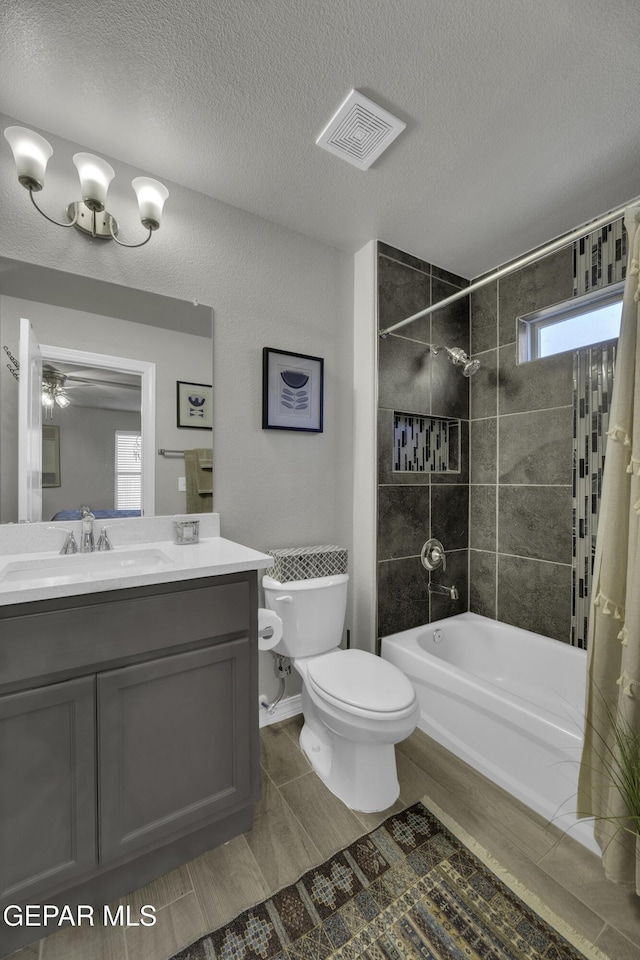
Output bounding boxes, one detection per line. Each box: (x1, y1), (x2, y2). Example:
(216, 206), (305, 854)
(266, 546), (347, 582)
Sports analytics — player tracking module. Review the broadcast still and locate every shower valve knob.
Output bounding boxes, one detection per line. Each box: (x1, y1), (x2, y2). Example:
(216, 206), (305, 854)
(421, 538), (446, 571)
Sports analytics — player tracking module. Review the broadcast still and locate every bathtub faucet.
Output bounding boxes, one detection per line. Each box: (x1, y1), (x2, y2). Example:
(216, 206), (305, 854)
(428, 581), (459, 601)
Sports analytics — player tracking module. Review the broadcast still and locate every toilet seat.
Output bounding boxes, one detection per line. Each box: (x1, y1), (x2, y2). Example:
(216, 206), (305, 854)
(306, 649), (416, 718)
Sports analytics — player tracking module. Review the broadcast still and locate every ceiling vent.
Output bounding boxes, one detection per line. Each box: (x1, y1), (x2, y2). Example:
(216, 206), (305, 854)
(316, 90), (406, 170)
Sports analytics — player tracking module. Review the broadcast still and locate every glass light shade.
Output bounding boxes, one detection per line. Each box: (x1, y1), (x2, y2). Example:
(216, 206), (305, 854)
(55, 393), (70, 408)
(72, 152), (115, 211)
(132, 177), (169, 230)
(4, 126), (53, 190)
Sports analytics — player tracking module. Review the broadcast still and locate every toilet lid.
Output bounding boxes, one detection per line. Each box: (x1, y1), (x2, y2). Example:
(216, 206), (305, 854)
(306, 649), (416, 713)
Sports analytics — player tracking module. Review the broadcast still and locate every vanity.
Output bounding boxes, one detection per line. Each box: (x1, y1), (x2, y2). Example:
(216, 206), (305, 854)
(0, 514), (273, 956)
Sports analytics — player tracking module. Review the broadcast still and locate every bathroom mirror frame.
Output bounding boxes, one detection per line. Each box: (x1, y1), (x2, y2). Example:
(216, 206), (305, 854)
(0, 257), (213, 524)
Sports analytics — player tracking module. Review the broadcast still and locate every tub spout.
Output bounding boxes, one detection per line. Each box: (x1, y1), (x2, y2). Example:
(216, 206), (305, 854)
(428, 581), (458, 600)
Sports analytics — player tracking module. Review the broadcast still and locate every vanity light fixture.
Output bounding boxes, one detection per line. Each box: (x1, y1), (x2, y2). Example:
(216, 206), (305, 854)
(4, 126), (169, 248)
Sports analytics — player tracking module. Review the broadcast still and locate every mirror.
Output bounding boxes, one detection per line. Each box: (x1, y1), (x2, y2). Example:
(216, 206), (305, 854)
(0, 257), (213, 523)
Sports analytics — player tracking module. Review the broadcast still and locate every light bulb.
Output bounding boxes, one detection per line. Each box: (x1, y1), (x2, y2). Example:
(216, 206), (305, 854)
(72, 152), (115, 211)
(132, 177), (169, 230)
(4, 126), (53, 191)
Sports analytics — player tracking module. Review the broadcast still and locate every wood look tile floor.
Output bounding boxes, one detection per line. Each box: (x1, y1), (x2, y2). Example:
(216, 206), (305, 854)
(8, 718), (640, 960)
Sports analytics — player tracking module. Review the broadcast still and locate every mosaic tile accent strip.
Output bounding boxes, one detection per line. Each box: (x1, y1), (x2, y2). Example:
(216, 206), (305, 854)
(571, 341), (616, 648)
(394, 414), (454, 472)
(170, 800), (602, 960)
(573, 217), (627, 295)
(267, 545), (348, 582)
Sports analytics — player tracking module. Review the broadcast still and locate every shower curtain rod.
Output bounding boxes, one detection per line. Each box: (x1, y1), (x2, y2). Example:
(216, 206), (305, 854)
(379, 201), (634, 339)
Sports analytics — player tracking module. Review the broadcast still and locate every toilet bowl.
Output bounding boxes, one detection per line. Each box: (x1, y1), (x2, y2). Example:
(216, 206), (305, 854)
(262, 574), (419, 812)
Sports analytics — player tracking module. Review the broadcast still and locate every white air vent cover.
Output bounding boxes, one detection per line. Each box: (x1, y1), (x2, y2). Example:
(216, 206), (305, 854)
(316, 90), (406, 170)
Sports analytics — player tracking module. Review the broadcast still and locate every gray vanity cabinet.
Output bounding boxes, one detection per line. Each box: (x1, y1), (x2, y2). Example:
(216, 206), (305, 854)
(0, 571), (260, 957)
(98, 638), (252, 862)
(0, 676), (97, 904)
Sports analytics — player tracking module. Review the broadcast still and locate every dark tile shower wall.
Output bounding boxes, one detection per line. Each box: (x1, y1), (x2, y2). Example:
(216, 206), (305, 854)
(376, 242), (470, 641)
(469, 247), (575, 642)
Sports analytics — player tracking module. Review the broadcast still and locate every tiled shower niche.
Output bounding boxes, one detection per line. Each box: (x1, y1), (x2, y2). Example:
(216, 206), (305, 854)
(393, 413), (460, 473)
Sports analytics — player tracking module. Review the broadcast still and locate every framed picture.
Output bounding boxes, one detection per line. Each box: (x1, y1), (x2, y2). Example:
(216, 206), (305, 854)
(176, 381), (213, 429)
(42, 424), (61, 487)
(262, 348), (324, 432)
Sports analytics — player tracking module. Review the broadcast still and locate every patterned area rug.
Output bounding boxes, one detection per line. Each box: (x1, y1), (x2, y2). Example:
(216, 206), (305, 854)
(172, 796), (610, 960)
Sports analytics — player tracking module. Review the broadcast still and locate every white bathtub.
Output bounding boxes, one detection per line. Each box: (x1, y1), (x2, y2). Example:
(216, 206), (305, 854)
(381, 612), (597, 853)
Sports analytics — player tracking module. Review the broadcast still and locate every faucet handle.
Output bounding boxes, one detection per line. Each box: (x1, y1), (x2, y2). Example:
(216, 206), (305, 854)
(96, 526), (113, 551)
(47, 526), (78, 555)
(421, 538), (446, 571)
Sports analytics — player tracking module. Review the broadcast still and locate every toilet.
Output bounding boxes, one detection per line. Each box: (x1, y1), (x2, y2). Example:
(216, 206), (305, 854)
(262, 573), (419, 812)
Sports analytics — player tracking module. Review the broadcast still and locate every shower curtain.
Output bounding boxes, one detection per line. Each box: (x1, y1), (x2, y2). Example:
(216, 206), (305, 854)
(577, 205), (640, 891)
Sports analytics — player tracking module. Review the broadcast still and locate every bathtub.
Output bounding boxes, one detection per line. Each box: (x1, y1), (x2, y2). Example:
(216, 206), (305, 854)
(381, 612), (597, 853)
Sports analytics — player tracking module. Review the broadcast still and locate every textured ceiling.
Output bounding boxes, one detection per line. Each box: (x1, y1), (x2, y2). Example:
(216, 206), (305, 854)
(1, 0), (639, 278)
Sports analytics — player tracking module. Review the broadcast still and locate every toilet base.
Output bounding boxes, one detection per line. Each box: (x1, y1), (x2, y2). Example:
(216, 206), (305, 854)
(299, 720), (401, 813)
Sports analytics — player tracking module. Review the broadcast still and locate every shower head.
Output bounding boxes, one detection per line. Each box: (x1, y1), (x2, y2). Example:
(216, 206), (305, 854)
(462, 357), (481, 377)
(432, 345), (480, 377)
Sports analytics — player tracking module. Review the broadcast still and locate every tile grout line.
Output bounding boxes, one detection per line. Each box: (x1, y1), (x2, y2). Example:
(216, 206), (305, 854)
(470, 403), (572, 421)
(495, 277), (500, 618)
(428, 291), (433, 622)
(379, 253), (431, 279)
(273, 771), (360, 869)
(124, 892), (198, 958)
(377, 548), (468, 564)
(594, 922), (640, 954)
(195, 833), (271, 936)
(466, 548), (573, 568)
(468, 483), (572, 487)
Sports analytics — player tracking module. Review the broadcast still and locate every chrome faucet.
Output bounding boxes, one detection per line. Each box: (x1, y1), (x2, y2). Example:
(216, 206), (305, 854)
(80, 506), (95, 553)
(428, 581), (459, 601)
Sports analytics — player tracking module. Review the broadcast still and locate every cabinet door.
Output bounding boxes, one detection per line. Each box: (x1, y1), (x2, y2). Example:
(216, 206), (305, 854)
(0, 676), (97, 906)
(98, 639), (252, 864)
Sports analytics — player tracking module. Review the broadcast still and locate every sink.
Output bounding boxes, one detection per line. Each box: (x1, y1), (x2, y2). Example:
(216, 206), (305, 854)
(0, 548), (175, 585)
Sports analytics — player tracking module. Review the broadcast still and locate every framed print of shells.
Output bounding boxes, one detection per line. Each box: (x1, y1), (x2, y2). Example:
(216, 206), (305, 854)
(176, 381), (213, 429)
(262, 348), (324, 432)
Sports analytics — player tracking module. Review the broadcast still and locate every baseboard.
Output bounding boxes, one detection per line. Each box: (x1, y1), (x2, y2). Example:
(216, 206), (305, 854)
(259, 694), (302, 727)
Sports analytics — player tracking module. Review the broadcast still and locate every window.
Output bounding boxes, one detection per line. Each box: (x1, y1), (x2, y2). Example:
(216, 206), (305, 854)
(115, 431), (142, 510)
(518, 281), (623, 362)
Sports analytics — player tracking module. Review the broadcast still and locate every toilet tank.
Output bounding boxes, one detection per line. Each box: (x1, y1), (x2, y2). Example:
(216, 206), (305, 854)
(262, 574), (348, 658)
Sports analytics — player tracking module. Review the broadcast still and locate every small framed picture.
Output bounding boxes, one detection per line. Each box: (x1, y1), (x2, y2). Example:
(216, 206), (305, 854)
(262, 348), (324, 432)
(176, 381), (213, 429)
(42, 424), (61, 487)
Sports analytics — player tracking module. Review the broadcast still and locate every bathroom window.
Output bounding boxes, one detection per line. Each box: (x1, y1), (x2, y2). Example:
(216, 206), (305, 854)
(115, 431), (142, 510)
(518, 281), (623, 362)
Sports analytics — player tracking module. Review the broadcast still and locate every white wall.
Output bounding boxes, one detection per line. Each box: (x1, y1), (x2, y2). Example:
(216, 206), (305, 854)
(0, 113), (354, 702)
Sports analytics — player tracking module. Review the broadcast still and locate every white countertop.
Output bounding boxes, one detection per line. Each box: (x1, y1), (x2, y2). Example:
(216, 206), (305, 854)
(0, 536), (274, 606)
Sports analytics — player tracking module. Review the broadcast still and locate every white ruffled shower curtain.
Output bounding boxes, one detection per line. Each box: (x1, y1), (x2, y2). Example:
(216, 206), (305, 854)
(577, 205), (640, 890)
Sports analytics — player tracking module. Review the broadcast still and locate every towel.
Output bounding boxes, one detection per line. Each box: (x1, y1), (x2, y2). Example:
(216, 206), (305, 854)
(197, 448), (213, 472)
(184, 449), (213, 513)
